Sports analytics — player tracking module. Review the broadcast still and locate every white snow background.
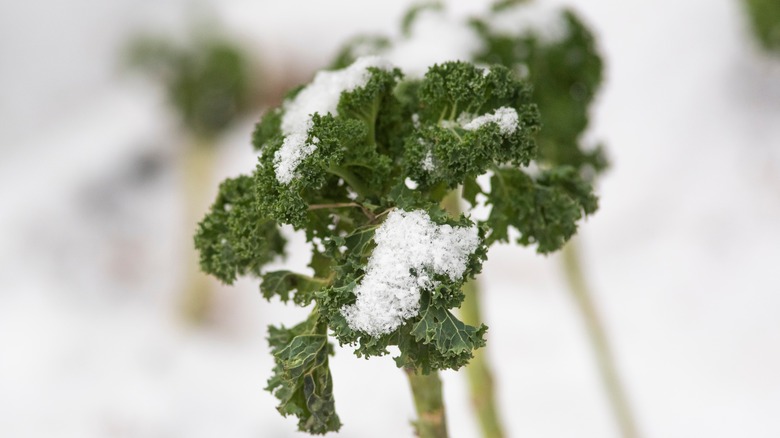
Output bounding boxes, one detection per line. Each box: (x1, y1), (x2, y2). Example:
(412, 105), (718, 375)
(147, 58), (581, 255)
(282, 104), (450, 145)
(1, 0), (779, 437)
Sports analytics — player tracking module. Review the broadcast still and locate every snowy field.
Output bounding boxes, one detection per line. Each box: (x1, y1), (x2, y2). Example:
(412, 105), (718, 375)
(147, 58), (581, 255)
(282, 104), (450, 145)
(1, 0), (779, 437)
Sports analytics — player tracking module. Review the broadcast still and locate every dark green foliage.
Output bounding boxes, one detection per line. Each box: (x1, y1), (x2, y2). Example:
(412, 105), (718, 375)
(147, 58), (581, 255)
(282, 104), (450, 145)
(485, 166), (596, 253)
(744, 0), (780, 53)
(405, 62), (540, 189)
(404, 291), (487, 372)
(473, 9), (608, 177)
(261, 270), (326, 306)
(127, 35), (252, 139)
(194, 175), (285, 284)
(315, 211), (488, 374)
(267, 315), (341, 434)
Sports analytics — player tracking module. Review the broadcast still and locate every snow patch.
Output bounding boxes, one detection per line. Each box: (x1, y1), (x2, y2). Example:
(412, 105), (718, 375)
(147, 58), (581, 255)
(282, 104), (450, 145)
(340, 209), (479, 336)
(385, 9), (483, 77)
(486, 3), (568, 43)
(462, 106), (519, 135)
(421, 151), (435, 172)
(273, 56), (394, 184)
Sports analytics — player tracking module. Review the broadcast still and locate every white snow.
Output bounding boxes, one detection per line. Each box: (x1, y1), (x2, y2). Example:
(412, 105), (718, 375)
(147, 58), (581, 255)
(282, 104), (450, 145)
(486, 2), (569, 43)
(421, 150), (436, 172)
(461, 106), (520, 135)
(340, 209), (479, 336)
(273, 56), (394, 184)
(384, 8), (484, 77)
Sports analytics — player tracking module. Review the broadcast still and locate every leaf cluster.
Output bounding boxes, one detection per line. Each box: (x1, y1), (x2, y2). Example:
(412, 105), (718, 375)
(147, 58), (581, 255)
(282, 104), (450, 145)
(471, 8), (608, 178)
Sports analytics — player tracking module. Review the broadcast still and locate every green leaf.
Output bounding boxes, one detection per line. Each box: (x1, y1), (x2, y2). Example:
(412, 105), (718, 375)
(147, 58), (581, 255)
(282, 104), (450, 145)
(473, 9), (608, 176)
(267, 316), (341, 435)
(260, 271), (327, 306)
(462, 175), (483, 207)
(405, 62), (540, 190)
(398, 291), (487, 373)
(486, 166), (596, 253)
(194, 175), (285, 284)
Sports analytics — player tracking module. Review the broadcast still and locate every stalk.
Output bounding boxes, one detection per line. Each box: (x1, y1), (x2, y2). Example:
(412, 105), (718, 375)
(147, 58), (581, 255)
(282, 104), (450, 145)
(405, 368), (449, 438)
(327, 165), (374, 199)
(461, 279), (505, 438)
(561, 240), (639, 438)
(441, 190), (506, 438)
(181, 138), (217, 324)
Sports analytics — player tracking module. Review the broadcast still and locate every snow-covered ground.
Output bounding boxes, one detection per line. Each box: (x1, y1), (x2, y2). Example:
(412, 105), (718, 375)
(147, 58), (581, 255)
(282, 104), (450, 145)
(1, 0), (779, 437)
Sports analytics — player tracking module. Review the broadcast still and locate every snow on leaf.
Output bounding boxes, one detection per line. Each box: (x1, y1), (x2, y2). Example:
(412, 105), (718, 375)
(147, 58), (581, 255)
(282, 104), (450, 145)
(340, 209), (479, 336)
(273, 56), (394, 184)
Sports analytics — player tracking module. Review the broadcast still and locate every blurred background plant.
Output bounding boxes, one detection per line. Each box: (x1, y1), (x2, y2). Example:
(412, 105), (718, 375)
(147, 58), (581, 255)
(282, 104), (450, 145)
(126, 25), (257, 324)
(743, 0), (780, 54)
(122, 21), (302, 325)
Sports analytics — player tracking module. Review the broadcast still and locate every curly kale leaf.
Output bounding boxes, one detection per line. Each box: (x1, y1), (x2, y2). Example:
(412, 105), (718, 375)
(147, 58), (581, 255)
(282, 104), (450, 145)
(398, 290), (487, 373)
(318, 208), (488, 373)
(267, 316), (341, 435)
(194, 175), (285, 284)
(405, 62), (540, 189)
(260, 270), (327, 306)
(253, 65), (403, 228)
(473, 9), (608, 176)
(254, 113), (363, 228)
(486, 166), (597, 253)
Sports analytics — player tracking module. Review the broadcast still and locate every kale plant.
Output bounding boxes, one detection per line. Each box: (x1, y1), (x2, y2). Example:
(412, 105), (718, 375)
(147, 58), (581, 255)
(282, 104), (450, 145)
(194, 3), (605, 437)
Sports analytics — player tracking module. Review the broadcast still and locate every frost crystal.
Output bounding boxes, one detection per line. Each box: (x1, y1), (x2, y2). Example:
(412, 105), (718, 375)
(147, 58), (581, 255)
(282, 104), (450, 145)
(412, 113), (420, 128)
(341, 209), (480, 336)
(421, 151), (435, 172)
(273, 56), (394, 184)
(462, 107), (519, 135)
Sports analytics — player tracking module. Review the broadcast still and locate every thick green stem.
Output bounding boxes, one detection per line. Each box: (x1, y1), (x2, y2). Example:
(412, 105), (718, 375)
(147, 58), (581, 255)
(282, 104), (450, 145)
(405, 368), (449, 438)
(327, 165), (373, 199)
(562, 240), (639, 438)
(442, 190), (506, 438)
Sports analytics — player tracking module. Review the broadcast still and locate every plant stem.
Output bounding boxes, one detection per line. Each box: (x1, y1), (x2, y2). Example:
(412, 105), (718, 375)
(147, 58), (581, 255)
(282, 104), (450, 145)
(561, 240), (639, 438)
(327, 165), (374, 199)
(461, 280), (505, 438)
(181, 138), (216, 324)
(441, 190), (506, 438)
(405, 368), (449, 438)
